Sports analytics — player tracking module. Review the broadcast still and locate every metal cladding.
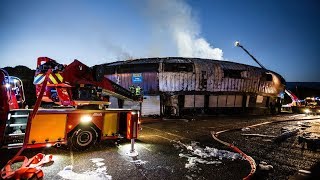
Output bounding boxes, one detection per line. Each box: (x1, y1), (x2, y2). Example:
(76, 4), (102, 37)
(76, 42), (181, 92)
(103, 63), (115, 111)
(101, 57), (285, 97)
(99, 57), (287, 116)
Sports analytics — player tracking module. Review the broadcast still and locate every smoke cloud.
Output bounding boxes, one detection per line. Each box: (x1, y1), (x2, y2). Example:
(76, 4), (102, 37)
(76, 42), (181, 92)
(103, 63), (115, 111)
(143, 0), (223, 60)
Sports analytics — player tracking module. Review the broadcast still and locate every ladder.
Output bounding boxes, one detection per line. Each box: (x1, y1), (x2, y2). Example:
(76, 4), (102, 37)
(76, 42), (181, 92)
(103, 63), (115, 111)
(3, 110), (30, 148)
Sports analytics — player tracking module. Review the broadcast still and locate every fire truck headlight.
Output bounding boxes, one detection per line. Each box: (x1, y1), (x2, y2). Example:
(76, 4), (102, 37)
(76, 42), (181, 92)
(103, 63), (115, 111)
(80, 115), (92, 123)
(5, 83), (10, 88)
(131, 111), (137, 115)
(46, 143), (52, 148)
(304, 109), (311, 114)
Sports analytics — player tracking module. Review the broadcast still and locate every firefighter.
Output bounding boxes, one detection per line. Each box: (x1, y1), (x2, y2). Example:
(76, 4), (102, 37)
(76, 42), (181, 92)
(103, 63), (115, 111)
(129, 85), (135, 95)
(135, 85), (142, 96)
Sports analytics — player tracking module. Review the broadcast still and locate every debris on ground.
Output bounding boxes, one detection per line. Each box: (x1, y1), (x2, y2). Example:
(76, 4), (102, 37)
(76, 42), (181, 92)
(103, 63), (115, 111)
(241, 127), (250, 131)
(241, 134), (276, 138)
(174, 141), (243, 170)
(273, 128), (299, 143)
(57, 158), (112, 180)
(297, 122), (312, 129)
(258, 161), (273, 171)
(298, 133), (320, 150)
(130, 159), (148, 166)
(273, 122), (309, 143)
(296, 121), (320, 150)
(298, 169), (311, 175)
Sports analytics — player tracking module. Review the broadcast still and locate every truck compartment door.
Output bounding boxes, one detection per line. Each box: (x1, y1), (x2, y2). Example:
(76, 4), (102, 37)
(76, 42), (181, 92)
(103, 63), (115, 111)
(28, 114), (67, 144)
(102, 113), (118, 137)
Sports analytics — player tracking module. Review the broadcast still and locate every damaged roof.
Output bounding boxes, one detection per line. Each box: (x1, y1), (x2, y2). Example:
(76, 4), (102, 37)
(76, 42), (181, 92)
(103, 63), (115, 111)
(104, 57), (260, 69)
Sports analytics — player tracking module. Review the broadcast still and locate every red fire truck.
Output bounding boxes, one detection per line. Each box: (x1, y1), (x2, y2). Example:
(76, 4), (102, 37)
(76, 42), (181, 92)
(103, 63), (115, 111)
(0, 57), (140, 150)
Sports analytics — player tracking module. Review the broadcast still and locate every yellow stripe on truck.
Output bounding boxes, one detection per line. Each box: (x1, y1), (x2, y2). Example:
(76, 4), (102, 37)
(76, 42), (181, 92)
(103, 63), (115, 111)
(28, 114), (67, 144)
(103, 113), (118, 136)
(49, 74), (58, 84)
(55, 73), (63, 82)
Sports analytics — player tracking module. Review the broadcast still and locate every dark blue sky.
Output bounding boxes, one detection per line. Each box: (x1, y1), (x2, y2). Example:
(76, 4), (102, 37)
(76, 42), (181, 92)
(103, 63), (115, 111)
(1, 0), (319, 82)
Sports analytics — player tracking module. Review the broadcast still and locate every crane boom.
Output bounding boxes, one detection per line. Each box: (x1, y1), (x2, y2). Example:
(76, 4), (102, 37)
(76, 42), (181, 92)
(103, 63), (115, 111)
(234, 41), (267, 70)
(34, 57), (140, 107)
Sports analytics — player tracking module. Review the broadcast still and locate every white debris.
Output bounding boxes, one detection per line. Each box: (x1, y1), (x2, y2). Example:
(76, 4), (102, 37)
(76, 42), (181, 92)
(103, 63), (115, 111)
(58, 158), (112, 180)
(91, 158), (105, 167)
(206, 161), (221, 165)
(95, 162), (105, 167)
(204, 146), (242, 161)
(181, 154), (221, 169)
(179, 153), (189, 158)
(126, 150), (139, 157)
(258, 161), (273, 171)
(130, 159), (148, 166)
(175, 141), (242, 170)
(185, 157), (196, 169)
(241, 127), (250, 131)
(298, 169), (311, 174)
(186, 145), (193, 151)
(193, 149), (203, 157)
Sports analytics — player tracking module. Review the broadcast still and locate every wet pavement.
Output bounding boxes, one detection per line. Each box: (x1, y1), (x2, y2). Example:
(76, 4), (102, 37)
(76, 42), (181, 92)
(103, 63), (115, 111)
(1, 114), (320, 180)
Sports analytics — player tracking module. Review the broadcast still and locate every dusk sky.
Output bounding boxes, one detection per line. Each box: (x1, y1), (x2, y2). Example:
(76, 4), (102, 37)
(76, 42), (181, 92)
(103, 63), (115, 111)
(1, 0), (319, 82)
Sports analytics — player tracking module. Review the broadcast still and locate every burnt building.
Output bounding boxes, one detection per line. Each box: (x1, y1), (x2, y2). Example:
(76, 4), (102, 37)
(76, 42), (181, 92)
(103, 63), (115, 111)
(98, 57), (285, 117)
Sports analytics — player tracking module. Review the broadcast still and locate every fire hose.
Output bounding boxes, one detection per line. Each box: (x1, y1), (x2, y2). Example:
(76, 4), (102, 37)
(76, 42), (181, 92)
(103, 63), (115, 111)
(1, 153), (53, 179)
(210, 116), (320, 180)
(211, 131), (256, 180)
(1, 70), (53, 180)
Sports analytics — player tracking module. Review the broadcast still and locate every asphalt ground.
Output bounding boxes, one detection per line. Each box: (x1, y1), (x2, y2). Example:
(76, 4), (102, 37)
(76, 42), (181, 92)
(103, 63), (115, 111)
(1, 114), (320, 180)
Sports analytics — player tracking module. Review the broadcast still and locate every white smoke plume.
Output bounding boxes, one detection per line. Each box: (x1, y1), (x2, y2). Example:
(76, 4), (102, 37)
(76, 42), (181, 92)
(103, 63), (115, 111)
(143, 0), (223, 60)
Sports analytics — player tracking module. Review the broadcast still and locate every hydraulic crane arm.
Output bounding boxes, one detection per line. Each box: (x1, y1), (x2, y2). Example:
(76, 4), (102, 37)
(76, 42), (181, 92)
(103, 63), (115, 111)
(61, 59), (137, 101)
(34, 57), (139, 106)
(234, 41), (266, 70)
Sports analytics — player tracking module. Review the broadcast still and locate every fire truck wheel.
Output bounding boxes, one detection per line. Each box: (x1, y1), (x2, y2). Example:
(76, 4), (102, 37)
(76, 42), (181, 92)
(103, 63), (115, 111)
(70, 127), (98, 150)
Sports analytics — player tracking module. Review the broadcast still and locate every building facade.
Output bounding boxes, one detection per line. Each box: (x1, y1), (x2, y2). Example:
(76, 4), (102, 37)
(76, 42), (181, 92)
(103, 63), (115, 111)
(98, 57), (285, 116)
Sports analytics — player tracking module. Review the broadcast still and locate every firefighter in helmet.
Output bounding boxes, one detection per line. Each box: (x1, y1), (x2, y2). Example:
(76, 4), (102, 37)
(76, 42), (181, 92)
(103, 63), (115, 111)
(135, 85), (142, 96)
(129, 85), (135, 95)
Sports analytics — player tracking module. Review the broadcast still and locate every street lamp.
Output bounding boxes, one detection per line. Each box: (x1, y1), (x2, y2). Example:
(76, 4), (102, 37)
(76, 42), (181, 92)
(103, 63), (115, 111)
(234, 41), (266, 70)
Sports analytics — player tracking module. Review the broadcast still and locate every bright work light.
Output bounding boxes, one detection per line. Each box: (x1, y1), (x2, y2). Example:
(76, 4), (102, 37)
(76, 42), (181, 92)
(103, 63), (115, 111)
(80, 115), (92, 123)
